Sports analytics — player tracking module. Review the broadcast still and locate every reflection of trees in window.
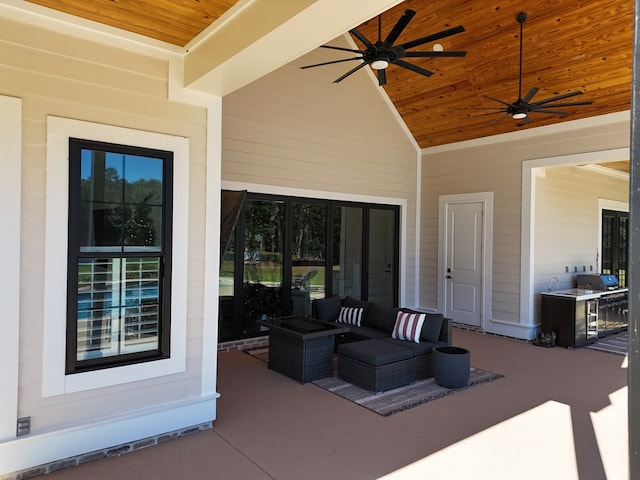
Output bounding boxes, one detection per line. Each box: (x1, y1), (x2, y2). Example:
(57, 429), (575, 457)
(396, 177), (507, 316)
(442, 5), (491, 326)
(293, 203), (326, 260)
(245, 200), (283, 262)
(80, 167), (161, 248)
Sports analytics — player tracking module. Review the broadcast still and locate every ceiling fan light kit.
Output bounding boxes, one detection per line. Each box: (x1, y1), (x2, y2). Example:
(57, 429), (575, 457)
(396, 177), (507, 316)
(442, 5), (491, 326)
(371, 58), (390, 70)
(301, 9), (467, 86)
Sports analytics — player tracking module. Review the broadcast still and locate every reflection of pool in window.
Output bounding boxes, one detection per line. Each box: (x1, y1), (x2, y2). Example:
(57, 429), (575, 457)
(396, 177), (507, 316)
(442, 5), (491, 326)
(75, 257), (161, 361)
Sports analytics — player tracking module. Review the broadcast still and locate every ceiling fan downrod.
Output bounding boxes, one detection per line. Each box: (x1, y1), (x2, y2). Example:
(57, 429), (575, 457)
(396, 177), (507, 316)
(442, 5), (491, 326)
(514, 12), (528, 119)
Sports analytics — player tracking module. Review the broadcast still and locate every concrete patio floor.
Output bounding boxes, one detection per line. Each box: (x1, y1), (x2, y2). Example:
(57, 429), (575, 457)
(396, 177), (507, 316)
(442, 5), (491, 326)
(40, 329), (629, 479)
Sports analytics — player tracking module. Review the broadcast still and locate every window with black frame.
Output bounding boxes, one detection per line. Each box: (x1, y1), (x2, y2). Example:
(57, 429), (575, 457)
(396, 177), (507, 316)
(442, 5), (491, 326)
(66, 138), (173, 373)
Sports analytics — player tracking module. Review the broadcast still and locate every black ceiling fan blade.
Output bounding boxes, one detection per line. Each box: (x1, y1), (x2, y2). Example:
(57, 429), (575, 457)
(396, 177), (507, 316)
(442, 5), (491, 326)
(487, 112), (513, 125)
(535, 90), (584, 105)
(466, 110), (511, 117)
(333, 61), (370, 83)
(463, 107), (511, 111)
(394, 59), (434, 77)
(377, 68), (387, 86)
(319, 45), (365, 54)
(482, 95), (513, 107)
(533, 101), (594, 108)
(522, 87), (539, 103)
(405, 50), (467, 58)
(349, 27), (375, 49)
(300, 57), (364, 70)
(399, 25), (465, 50)
(384, 9), (416, 45)
(529, 109), (570, 116)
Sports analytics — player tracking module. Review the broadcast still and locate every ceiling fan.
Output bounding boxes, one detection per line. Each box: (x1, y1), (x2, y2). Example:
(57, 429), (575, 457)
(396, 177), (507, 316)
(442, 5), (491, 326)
(300, 9), (466, 86)
(475, 11), (593, 124)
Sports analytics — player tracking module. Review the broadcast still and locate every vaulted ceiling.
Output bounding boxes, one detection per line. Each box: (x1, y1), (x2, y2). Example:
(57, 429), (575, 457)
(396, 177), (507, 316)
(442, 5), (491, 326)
(20, 0), (634, 150)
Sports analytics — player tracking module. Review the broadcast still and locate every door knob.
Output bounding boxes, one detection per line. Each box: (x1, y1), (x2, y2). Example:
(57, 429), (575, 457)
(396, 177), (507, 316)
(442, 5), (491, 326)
(446, 275), (452, 279)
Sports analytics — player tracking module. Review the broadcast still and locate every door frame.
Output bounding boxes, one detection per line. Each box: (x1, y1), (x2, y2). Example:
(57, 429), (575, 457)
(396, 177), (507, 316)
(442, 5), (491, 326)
(437, 192), (493, 330)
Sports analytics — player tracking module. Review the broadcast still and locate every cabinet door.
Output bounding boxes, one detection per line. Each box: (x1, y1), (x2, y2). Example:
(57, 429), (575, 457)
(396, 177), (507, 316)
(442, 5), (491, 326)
(573, 300), (587, 347)
(541, 296), (576, 348)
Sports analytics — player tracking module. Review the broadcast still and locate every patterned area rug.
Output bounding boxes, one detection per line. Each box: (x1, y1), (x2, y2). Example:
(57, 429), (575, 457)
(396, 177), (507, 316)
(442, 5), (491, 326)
(312, 369), (504, 417)
(245, 347), (269, 363)
(245, 347), (503, 416)
(585, 332), (628, 356)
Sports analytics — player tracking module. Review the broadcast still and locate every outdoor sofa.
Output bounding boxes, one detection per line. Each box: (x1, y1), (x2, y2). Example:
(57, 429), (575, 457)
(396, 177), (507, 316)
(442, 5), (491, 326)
(312, 295), (452, 389)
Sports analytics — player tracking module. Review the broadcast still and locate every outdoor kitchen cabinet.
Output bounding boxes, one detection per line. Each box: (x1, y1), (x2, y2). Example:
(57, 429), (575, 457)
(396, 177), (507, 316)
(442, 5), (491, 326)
(540, 291), (599, 348)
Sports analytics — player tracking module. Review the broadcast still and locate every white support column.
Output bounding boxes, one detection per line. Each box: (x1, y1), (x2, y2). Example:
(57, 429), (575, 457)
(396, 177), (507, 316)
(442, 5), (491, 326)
(201, 97), (223, 401)
(0, 96), (22, 441)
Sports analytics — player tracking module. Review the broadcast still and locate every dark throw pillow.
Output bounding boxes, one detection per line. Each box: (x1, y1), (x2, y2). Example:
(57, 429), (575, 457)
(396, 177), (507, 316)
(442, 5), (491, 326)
(313, 295), (342, 322)
(367, 302), (400, 331)
(420, 313), (444, 342)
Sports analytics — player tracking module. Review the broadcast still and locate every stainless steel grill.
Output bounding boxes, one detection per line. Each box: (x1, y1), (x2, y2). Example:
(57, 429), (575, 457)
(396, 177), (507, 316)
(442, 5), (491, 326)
(576, 274), (621, 291)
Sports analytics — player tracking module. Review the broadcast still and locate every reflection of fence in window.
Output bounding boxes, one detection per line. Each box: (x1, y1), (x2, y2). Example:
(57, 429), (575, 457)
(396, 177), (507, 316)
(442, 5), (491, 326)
(124, 258), (160, 350)
(77, 259), (114, 360)
(76, 258), (159, 360)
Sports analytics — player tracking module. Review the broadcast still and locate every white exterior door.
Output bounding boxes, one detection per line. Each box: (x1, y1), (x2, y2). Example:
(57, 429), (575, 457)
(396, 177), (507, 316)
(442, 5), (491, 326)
(444, 200), (484, 327)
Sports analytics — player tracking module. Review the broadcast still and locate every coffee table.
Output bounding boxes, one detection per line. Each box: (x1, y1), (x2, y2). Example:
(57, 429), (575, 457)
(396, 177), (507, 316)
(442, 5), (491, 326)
(258, 316), (349, 383)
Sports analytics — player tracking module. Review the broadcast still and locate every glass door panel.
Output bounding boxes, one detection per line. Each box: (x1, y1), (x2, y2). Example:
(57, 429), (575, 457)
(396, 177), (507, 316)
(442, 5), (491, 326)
(218, 224), (236, 342)
(332, 206), (363, 299)
(243, 199), (284, 335)
(291, 203), (327, 315)
(367, 208), (397, 306)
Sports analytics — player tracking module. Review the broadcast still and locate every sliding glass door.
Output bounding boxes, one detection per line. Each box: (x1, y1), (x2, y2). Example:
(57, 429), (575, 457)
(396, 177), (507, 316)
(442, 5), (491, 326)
(219, 192), (399, 342)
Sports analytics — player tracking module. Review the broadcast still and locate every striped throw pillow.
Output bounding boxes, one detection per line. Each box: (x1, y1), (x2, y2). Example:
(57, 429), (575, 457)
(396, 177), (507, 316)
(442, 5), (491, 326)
(392, 311), (426, 343)
(337, 306), (363, 327)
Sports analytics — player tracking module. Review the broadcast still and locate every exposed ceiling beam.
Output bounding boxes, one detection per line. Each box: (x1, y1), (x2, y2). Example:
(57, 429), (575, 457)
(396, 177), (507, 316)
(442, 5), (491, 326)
(183, 0), (404, 96)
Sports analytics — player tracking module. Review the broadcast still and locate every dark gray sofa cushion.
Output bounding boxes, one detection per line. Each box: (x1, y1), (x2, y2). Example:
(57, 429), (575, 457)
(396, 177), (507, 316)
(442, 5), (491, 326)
(342, 296), (369, 307)
(365, 302), (399, 332)
(346, 325), (390, 341)
(338, 339), (412, 366)
(381, 337), (444, 355)
(313, 295), (342, 322)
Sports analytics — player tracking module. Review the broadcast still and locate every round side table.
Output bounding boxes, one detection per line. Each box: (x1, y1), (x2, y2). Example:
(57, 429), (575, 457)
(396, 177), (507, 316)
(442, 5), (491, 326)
(432, 346), (470, 388)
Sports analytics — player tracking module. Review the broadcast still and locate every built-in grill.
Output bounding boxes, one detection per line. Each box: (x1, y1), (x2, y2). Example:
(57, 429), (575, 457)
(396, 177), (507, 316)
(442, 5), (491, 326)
(576, 273), (623, 291)
(576, 274), (628, 337)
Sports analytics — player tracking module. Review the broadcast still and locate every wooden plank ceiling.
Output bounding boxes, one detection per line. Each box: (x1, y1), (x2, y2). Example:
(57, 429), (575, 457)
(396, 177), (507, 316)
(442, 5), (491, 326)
(25, 0), (633, 152)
